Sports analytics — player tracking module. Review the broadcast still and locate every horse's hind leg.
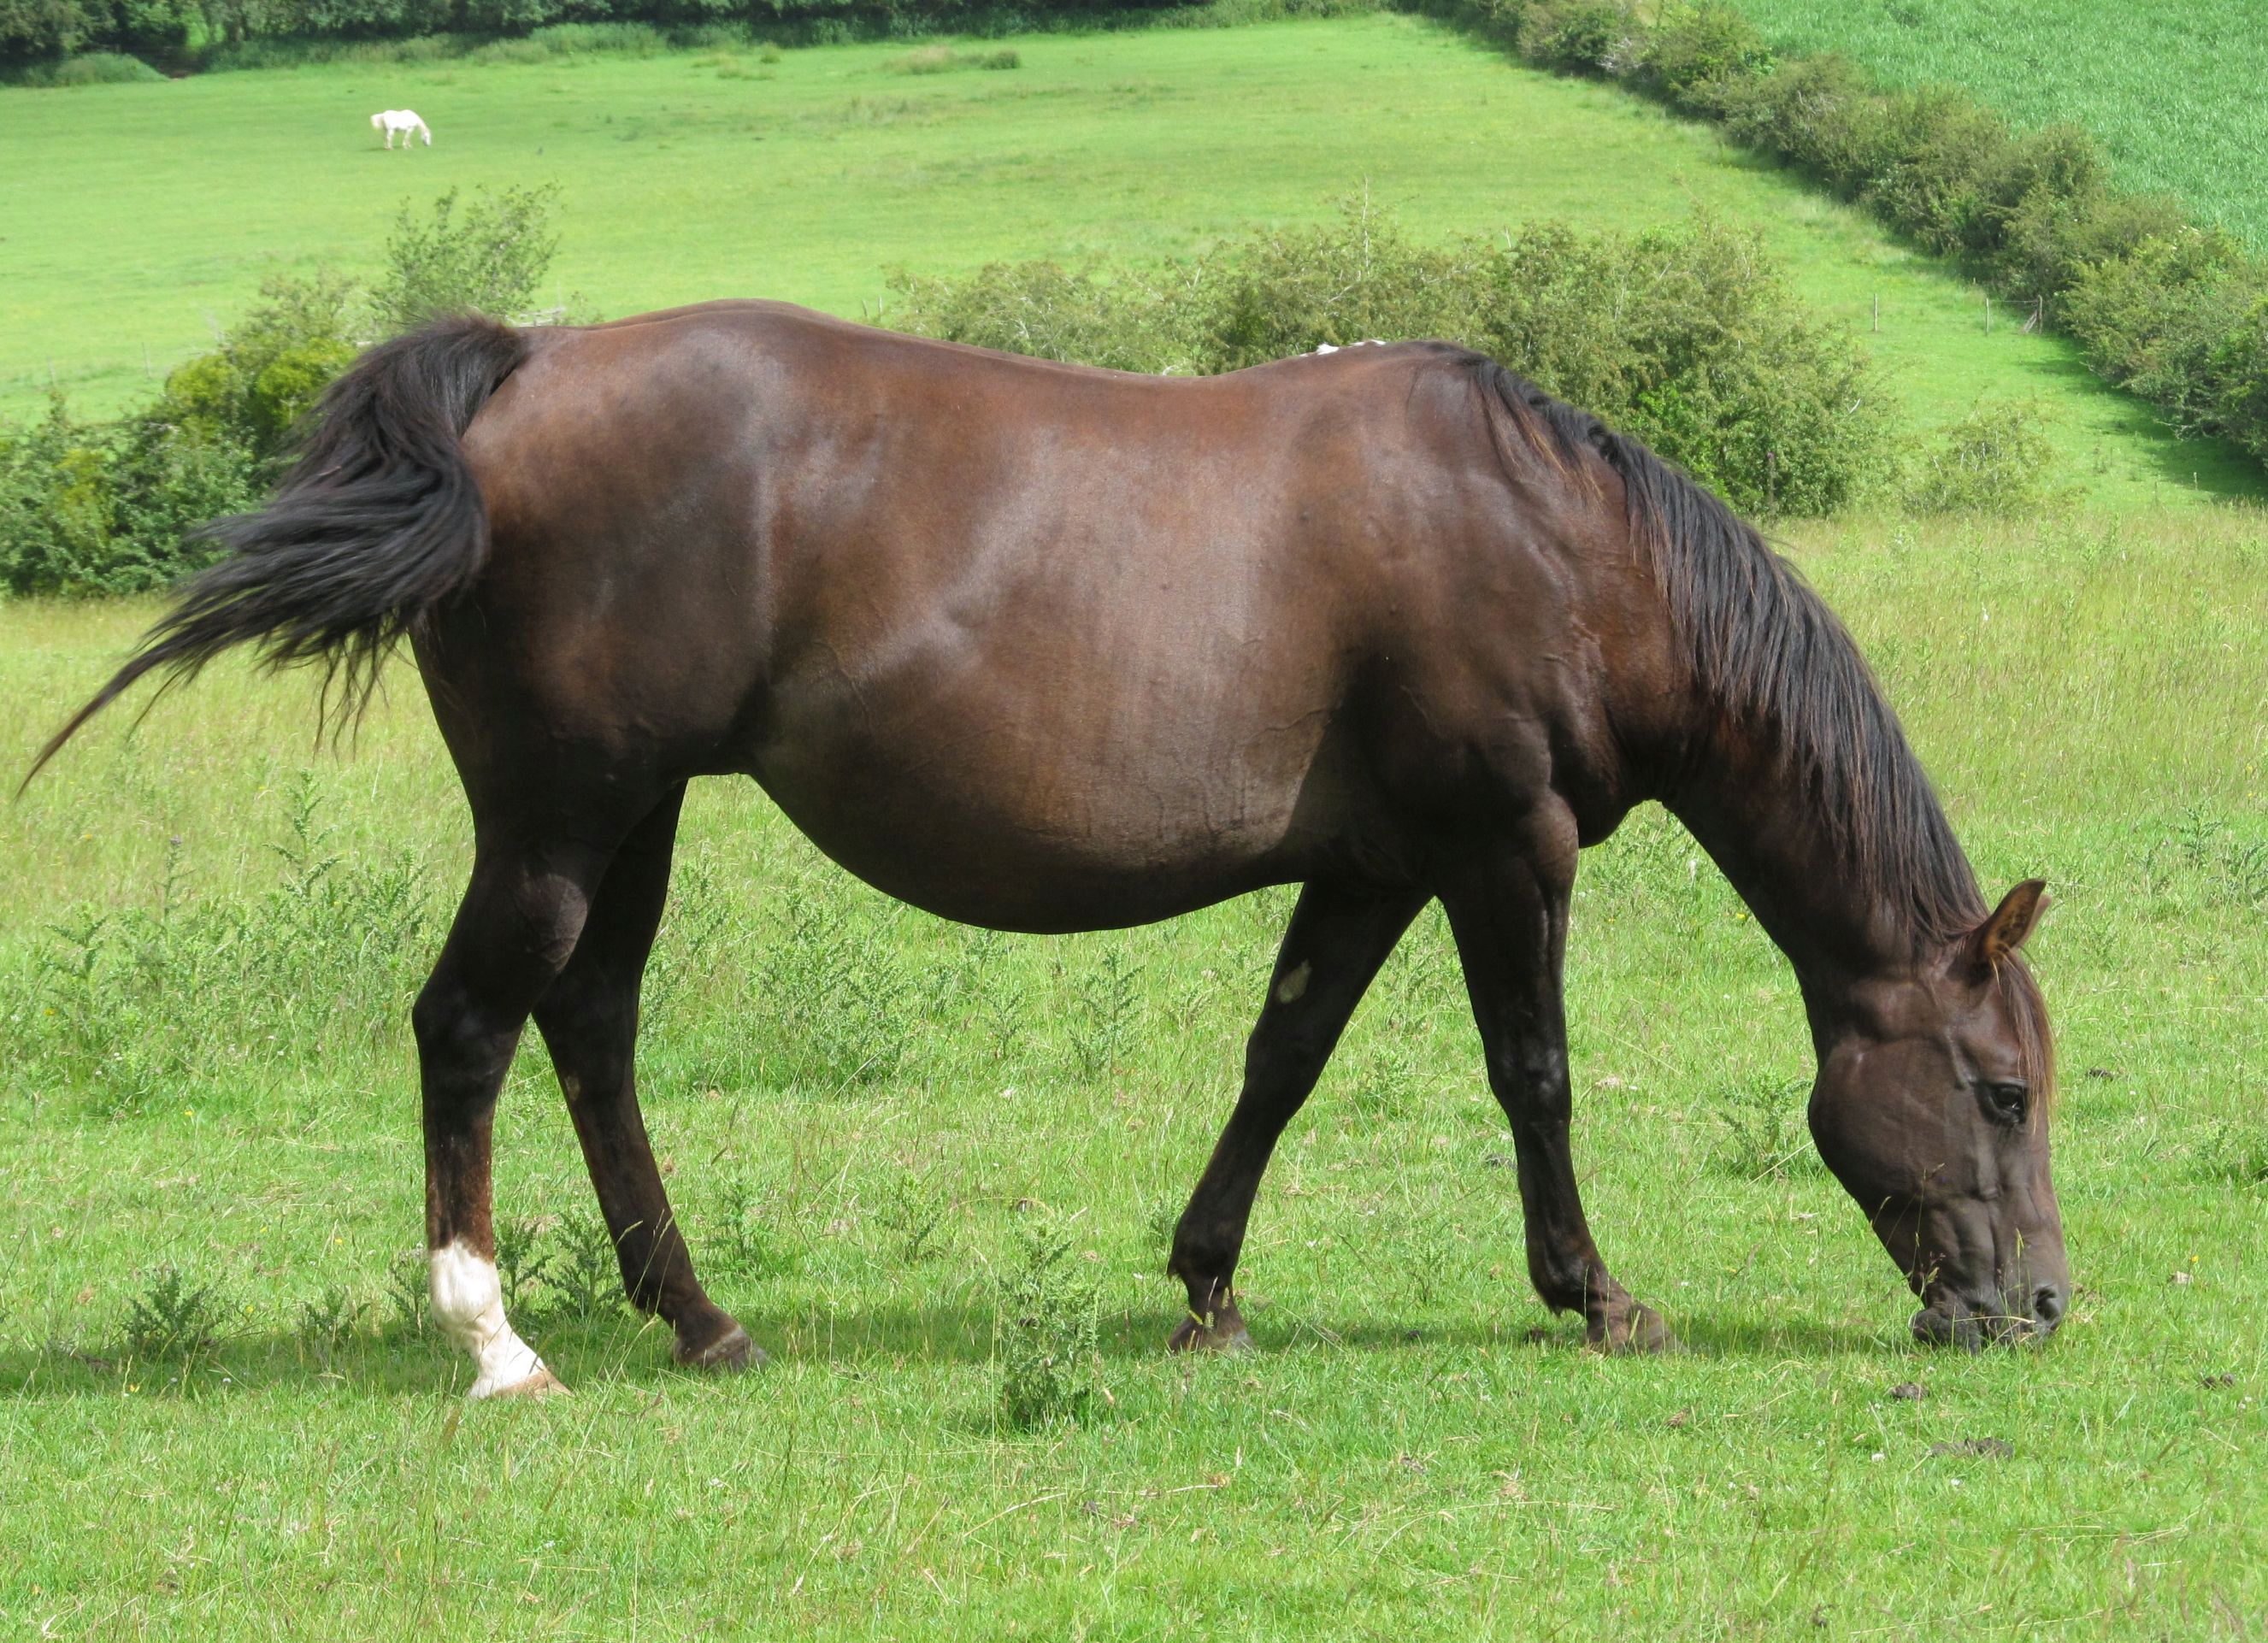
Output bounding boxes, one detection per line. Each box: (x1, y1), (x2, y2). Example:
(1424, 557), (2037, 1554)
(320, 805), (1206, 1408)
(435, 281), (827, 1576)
(529, 784), (757, 1372)
(1439, 831), (1669, 1353)
(415, 825), (630, 1398)
(1168, 880), (1424, 1352)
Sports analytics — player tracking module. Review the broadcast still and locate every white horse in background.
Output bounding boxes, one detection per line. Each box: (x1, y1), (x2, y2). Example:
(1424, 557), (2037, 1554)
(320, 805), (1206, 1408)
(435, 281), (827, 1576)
(371, 109), (433, 149)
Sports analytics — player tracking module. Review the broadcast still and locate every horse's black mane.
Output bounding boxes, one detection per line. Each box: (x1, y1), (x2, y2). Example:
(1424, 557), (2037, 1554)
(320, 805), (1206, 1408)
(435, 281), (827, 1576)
(1469, 356), (2053, 1107)
(1470, 356), (1987, 951)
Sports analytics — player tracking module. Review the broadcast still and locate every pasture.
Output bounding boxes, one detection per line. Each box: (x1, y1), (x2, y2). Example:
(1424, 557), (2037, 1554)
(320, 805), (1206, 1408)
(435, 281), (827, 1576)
(1734, 0), (2268, 250)
(3, 508), (2265, 1634)
(1, 12), (2259, 508)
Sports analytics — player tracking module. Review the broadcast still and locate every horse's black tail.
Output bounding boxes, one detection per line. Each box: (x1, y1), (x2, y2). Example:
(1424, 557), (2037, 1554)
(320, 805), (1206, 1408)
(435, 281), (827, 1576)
(23, 315), (528, 789)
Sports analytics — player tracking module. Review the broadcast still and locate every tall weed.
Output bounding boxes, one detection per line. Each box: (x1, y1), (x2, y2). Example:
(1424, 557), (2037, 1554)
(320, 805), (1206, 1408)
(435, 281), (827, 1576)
(993, 1209), (1105, 1429)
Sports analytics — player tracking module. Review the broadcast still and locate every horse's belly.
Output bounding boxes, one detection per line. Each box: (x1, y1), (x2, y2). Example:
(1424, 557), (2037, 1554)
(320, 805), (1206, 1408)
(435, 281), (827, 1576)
(743, 692), (1339, 933)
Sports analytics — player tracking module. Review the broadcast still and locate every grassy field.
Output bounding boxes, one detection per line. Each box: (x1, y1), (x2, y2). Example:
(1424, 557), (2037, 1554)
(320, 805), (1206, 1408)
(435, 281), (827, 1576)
(3, 507), (2264, 1635)
(1734, 0), (2268, 251)
(2, 13), (2259, 508)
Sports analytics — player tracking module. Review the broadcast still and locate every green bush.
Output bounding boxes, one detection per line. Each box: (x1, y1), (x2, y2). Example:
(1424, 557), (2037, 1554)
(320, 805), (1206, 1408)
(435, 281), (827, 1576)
(153, 268), (362, 458)
(528, 22), (670, 54)
(2063, 229), (2265, 442)
(0, 397), (121, 594)
(887, 42), (1020, 71)
(9, 49), (163, 83)
(1901, 398), (2058, 518)
(371, 185), (562, 335)
(1517, 0), (1632, 74)
(1637, 3), (1771, 111)
(101, 416), (264, 585)
(0, 183), (574, 598)
(0, 392), (261, 597)
(1983, 175), (2184, 318)
(1197, 216), (1489, 368)
(1712, 51), (1889, 195)
(2206, 298), (2268, 463)
(887, 257), (1211, 373)
(1856, 85), (2006, 257)
(889, 203), (1893, 515)
(248, 338), (359, 447)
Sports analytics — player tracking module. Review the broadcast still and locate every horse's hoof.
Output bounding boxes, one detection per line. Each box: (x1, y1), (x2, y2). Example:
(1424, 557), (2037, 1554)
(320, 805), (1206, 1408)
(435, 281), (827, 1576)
(1167, 1314), (1254, 1355)
(677, 1322), (765, 1372)
(1588, 1304), (1674, 1356)
(473, 1363), (568, 1400)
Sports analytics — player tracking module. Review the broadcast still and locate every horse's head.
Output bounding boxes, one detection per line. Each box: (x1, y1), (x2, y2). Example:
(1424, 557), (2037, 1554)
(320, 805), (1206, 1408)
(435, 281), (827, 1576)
(370, 111), (384, 128)
(1808, 880), (2067, 1347)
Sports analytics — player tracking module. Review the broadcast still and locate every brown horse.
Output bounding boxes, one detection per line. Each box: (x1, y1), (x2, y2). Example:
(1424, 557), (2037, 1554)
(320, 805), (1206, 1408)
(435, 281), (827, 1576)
(32, 303), (2065, 1397)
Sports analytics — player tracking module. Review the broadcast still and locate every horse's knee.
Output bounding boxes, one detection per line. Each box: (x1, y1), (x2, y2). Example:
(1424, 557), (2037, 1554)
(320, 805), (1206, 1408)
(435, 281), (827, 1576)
(410, 980), (470, 1058)
(411, 974), (527, 1081)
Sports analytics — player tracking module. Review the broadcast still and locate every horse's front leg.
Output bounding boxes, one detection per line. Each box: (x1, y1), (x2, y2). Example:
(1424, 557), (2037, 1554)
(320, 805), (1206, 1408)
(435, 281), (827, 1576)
(529, 785), (756, 1372)
(1167, 880), (1425, 1352)
(1441, 821), (1670, 1353)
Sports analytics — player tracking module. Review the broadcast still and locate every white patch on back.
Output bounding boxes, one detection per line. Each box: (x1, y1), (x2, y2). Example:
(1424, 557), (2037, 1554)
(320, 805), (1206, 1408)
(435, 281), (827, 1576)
(429, 1240), (550, 1399)
(1275, 961), (1312, 1004)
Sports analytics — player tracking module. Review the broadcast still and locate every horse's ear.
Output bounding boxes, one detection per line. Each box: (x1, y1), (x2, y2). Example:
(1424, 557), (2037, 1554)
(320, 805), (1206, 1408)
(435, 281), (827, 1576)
(1963, 879), (2049, 978)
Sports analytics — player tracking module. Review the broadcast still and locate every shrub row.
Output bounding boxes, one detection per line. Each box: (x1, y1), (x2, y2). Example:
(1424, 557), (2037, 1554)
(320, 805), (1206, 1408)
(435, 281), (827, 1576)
(1428, 0), (2268, 470)
(888, 203), (1898, 517)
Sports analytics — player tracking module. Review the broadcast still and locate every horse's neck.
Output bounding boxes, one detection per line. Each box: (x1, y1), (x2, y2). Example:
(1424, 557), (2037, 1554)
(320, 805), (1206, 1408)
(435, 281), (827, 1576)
(1654, 719), (1913, 1016)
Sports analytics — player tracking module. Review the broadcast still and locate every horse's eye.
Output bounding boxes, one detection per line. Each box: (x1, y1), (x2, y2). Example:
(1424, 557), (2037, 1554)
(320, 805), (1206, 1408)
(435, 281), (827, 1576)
(1982, 1081), (2029, 1126)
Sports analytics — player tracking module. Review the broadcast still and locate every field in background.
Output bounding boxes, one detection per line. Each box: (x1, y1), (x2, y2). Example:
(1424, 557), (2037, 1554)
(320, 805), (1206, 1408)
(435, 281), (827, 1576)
(3, 510), (2263, 1634)
(1735, 0), (2268, 251)
(3, 13), (2259, 508)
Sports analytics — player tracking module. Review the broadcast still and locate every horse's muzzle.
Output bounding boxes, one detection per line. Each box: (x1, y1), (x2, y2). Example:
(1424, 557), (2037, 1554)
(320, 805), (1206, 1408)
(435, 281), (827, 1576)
(1912, 1281), (2065, 1348)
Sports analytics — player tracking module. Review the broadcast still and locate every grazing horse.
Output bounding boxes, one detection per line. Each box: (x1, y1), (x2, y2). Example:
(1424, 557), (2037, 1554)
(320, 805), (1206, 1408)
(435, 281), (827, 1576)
(32, 303), (2067, 1398)
(370, 109), (432, 149)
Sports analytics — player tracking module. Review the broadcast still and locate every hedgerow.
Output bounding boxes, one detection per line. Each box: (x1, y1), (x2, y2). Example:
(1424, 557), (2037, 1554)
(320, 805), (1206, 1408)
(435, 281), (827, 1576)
(1421, 0), (2268, 471)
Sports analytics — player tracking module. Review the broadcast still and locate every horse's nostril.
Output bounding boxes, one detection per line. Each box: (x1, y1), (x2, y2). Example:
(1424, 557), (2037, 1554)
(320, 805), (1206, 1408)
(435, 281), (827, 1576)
(2032, 1285), (2065, 1328)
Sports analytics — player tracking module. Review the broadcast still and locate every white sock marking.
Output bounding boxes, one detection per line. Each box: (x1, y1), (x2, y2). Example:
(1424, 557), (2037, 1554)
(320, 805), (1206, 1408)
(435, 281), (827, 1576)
(429, 1240), (548, 1399)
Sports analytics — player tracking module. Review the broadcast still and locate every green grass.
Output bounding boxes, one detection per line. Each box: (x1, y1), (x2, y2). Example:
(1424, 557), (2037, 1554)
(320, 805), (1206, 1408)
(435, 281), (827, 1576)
(1735, 0), (2268, 251)
(2, 13), (2258, 507)
(3, 509), (2265, 1634)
